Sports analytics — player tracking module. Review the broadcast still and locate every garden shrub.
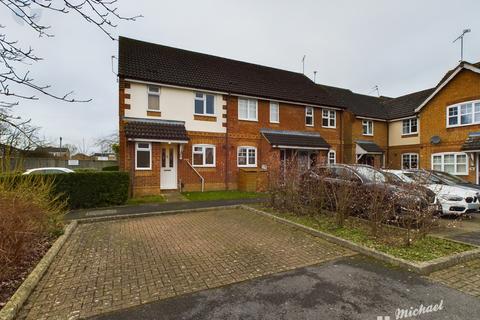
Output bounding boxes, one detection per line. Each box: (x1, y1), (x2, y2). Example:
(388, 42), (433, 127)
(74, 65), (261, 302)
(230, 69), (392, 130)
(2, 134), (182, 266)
(0, 175), (66, 283)
(102, 165), (119, 171)
(0, 171), (130, 209)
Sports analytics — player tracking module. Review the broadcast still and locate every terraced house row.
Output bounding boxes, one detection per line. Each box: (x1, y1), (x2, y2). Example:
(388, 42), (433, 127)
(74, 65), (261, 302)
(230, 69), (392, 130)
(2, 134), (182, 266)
(117, 37), (480, 196)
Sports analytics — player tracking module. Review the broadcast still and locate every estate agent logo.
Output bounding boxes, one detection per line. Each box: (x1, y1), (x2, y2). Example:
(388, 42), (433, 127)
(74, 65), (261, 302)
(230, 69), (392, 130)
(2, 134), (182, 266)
(377, 299), (444, 320)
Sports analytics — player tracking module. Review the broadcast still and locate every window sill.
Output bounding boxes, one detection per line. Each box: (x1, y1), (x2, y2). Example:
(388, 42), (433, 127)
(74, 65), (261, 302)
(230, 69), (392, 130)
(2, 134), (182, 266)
(192, 165), (216, 168)
(238, 165), (257, 168)
(322, 126), (337, 129)
(363, 133), (374, 136)
(194, 114), (217, 122)
(147, 110), (162, 117)
(402, 133), (418, 137)
(305, 124), (314, 127)
(238, 118), (258, 122)
(270, 121), (280, 124)
(135, 168), (152, 171)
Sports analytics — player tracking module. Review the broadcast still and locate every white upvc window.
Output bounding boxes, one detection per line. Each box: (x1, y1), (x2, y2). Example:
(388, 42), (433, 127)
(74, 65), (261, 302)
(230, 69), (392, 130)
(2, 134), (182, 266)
(328, 150), (336, 164)
(305, 107), (314, 126)
(237, 146), (257, 167)
(194, 92), (215, 115)
(402, 118), (418, 135)
(431, 152), (468, 175)
(192, 144), (216, 167)
(147, 86), (160, 111)
(401, 153), (418, 169)
(270, 101), (280, 123)
(238, 98), (258, 121)
(447, 100), (480, 127)
(322, 109), (336, 128)
(362, 120), (373, 136)
(135, 142), (152, 170)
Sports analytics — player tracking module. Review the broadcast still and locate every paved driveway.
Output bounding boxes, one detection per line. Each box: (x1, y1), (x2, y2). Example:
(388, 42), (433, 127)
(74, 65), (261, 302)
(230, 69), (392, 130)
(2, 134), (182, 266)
(91, 256), (480, 320)
(18, 208), (353, 320)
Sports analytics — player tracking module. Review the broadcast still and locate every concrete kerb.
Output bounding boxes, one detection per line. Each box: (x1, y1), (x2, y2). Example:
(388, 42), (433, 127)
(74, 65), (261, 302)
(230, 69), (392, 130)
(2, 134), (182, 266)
(74, 205), (242, 224)
(240, 205), (480, 275)
(0, 221), (78, 320)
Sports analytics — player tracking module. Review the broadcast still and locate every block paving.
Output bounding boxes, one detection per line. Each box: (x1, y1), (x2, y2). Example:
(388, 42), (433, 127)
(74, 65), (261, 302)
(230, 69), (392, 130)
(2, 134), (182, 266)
(18, 208), (354, 319)
(429, 258), (480, 298)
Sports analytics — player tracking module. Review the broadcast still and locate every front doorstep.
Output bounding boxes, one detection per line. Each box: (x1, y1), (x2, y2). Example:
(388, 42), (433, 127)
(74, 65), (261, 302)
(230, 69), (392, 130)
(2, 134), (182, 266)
(0, 222), (78, 320)
(240, 205), (480, 275)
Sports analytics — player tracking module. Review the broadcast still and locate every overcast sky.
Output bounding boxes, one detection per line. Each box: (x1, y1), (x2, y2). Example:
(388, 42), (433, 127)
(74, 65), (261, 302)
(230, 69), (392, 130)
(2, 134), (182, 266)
(1, 0), (480, 152)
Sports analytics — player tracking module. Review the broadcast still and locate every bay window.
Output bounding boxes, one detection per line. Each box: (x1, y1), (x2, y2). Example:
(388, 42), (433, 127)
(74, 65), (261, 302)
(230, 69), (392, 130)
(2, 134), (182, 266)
(431, 152), (468, 175)
(447, 100), (480, 127)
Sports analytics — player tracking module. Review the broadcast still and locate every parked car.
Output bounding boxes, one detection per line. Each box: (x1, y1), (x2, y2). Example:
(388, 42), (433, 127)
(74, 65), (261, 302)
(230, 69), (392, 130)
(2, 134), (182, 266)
(385, 169), (479, 216)
(429, 170), (480, 192)
(305, 164), (439, 219)
(23, 167), (74, 175)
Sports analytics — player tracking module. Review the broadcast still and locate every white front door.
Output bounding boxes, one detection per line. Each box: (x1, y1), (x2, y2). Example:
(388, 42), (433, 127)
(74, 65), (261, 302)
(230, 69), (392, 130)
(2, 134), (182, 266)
(161, 145), (177, 189)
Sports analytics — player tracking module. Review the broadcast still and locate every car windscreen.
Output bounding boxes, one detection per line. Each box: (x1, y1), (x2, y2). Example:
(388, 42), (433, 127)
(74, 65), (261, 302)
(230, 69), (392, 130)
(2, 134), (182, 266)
(404, 171), (444, 184)
(353, 166), (386, 183)
(382, 171), (404, 183)
(432, 171), (469, 184)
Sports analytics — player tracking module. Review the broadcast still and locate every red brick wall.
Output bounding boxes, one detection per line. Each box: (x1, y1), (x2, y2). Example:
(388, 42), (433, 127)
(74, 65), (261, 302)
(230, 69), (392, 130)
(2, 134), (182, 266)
(419, 69), (480, 182)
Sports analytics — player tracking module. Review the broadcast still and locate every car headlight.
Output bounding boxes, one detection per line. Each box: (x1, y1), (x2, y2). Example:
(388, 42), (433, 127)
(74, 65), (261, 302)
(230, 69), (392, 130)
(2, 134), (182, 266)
(439, 194), (463, 202)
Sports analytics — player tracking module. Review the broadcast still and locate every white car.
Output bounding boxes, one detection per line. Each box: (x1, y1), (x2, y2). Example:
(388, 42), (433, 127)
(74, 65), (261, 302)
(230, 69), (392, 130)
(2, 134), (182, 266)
(384, 169), (480, 216)
(23, 167), (75, 175)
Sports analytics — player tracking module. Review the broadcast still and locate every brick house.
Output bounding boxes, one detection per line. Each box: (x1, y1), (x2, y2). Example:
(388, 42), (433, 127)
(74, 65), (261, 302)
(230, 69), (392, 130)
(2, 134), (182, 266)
(118, 36), (480, 195)
(118, 37), (346, 196)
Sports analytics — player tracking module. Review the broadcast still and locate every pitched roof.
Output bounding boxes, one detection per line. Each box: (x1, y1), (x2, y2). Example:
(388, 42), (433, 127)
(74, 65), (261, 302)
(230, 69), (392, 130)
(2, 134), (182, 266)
(382, 88), (435, 120)
(356, 140), (384, 153)
(261, 129), (330, 150)
(118, 37), (342, 108)
(124, 118), (189, 141)
(318, 85), (388, 119)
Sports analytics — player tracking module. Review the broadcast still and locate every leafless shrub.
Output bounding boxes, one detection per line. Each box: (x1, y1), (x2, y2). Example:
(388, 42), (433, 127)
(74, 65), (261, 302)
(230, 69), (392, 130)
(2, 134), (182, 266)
(0, 175), (66, 282)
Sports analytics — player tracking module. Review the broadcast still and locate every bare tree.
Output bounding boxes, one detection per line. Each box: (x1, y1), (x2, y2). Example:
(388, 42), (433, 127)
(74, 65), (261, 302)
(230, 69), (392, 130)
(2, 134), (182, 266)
(95, 132), (118, 154)
(0, 0), (140, 144)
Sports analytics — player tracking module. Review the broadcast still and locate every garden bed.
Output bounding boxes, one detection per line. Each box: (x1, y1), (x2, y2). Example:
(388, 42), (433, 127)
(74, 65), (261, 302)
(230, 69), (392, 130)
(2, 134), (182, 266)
(250, 205), (475, 263)
(0, 236), (55, 309)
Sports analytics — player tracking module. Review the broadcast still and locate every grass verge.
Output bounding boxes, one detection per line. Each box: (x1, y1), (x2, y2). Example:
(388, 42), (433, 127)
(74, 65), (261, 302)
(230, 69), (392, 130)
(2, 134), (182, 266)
(127, 195), (166, 205)
(255, 205), (474, 262)
(182, 190), (267, 202)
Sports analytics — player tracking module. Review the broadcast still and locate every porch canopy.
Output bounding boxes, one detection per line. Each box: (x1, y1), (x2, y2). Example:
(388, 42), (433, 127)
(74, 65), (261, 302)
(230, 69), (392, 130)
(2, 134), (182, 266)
(355, 140), (383, 162)
(124, 118), (189, 143)
(261, 128), (330, 150)
(461, 132), (480, 152)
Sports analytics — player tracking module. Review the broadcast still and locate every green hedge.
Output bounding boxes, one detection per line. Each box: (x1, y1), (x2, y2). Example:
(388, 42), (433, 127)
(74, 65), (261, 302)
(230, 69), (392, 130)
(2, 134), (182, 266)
(1, 172), (129, 209)
(102, 165), (119, 171)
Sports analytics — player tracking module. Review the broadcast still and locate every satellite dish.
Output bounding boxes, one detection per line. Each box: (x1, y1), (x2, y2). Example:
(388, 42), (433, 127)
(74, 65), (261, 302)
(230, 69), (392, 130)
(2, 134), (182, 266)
(430, 136), (441, 144)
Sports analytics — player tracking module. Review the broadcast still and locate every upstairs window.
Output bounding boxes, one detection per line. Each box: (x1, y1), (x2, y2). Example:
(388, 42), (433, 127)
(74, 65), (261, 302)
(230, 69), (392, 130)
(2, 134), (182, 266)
(447, 100), (480, 127)
(194, 93), (215, 115)
(148, 86), (160, 111)
(402, 153), (418, 169)
(322, 109), (336, 128)
(432, 152), (468, 175)
(192, 145), (215, 167)
(402, 118), (418, 135)
(238, 98), (258, 121)
(135, 143), (151, 170)
(270, 102), (280, 123)
(305, 107), (314, 126)
(362, 120), (373, 135)
(237, 146), (257, 167)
